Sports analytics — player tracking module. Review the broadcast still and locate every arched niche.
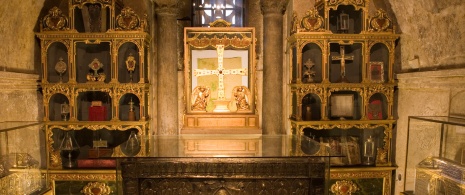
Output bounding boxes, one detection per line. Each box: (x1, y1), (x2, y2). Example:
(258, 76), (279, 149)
(301, 43), (323, 83)
(367, 93), (388, 120)
(75, 42), (111, 83)
(302, 93), (322, 121)
(369, 43), (389, 83)
(76, 91), (112, 121)
(329, 43), (363, 83)
(118, 42), (140, 83)
(49, 93), (70, 121)
(119, 93), (140, 121)
(329, 5), (363, 34)
(47, 42), (69, 83)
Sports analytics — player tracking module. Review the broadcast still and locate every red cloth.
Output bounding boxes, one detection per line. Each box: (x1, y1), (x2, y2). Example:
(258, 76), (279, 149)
(89, 106), (106, 121)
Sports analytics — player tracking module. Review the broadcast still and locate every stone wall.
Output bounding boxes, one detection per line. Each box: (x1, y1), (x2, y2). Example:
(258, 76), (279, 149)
(0, 72), (42, 122)
(389, 0), (465, 71)
(395, 68), (465, 194)
(0, 1), (44, 73)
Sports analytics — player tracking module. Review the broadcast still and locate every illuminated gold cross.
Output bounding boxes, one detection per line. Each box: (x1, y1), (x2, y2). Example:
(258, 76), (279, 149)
(194, 44), (248, 100)
(331, 45), (354, 82)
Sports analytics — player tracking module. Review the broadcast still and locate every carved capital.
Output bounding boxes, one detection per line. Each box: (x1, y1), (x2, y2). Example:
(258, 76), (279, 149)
(260, 0), (289, 15)
(154, 0), (180, 15)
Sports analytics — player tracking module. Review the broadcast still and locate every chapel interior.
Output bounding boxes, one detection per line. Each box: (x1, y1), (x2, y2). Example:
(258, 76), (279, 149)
(1, 0), (465, 194)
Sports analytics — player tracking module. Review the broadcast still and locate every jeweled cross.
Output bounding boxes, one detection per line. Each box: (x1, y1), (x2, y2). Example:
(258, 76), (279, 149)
(194, 45), (248, 100)
(331, 45), (354, 82)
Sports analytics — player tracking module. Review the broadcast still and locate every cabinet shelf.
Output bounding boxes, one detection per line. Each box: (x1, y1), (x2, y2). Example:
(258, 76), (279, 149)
(289, 2), (398, 194)
(37, 1), (151, 180)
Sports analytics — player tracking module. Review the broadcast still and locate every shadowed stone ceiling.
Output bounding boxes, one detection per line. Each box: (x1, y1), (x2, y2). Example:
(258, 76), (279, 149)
(0, 0), (464, 73)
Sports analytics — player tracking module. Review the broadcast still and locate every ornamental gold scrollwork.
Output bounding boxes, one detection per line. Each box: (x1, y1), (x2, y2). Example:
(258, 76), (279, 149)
(369, 9), (392, 32)
(114, 39), (143, 50)
(366, 84), (391, 95)
(75, 87), (113, 98)
(209, 19), (232, 27)
(81, 182), (112, 195)
(42, 7), (69, 31)
(116, 7), (141, 31)
(376, 148), (388, 164)
(326, 0), (366, 9)
(330, 180), (359, 195)
(43, 40), (71, 51)
(298, 40), (325, 52)
(331, 170), (391, 179)
(187, 33), (253, 49)
(299, 8), (325, 32)
(50, 150), (62, 169)
(49, 173), (116, 181)
(297, 123), (389, 136)
(114, 84), (145, 97)
(49, 124), (143, 132)
(43, 84), (73, 102)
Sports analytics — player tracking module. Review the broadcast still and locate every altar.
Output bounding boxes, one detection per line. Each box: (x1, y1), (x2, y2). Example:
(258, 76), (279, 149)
(117, 135), (331, 194)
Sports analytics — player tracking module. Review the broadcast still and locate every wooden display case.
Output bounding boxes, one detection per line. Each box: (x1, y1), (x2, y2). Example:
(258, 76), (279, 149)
(36, 0), (151, 194)
(288, 0), (399, 194)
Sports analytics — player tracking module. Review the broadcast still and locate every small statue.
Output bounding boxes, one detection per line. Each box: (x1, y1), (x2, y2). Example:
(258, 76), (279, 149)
(233, 86), (250, 111)
(303, 58), (316, 83)
(191, 86), (210, 111)
(291, 12), (299, 34)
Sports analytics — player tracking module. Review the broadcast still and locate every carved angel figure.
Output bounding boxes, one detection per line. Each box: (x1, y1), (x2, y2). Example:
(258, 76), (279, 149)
(191, 86), (210, 111)
(233, 86), (250, 111)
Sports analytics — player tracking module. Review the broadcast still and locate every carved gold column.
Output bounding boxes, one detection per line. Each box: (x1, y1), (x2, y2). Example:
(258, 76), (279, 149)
(260, 0), (289, 135)
(154, 0), (179, 135)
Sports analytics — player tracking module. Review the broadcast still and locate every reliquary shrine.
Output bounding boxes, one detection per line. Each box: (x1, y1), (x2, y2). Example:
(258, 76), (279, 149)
(288, 0), (399, 194)
(36, 0), (150, 193)
(182, 20), (259, 132)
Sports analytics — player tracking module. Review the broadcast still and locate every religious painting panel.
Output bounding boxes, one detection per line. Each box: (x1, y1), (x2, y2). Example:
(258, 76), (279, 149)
(368, 61), (384, 83)
(184, 26), (256, 114)
(369, 43), (389, 83)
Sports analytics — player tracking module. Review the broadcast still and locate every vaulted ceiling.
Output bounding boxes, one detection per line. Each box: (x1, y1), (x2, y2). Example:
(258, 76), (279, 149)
(1, 0), (464, 73)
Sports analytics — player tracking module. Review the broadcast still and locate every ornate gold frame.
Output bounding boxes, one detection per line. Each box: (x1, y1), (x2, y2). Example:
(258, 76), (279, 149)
(182, 21), (258, 130)
(184, 26), (256, 113)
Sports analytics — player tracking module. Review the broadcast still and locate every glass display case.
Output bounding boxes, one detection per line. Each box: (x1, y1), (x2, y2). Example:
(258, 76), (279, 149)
(405, 116), (465, 194)
(0, 121), (49, 194)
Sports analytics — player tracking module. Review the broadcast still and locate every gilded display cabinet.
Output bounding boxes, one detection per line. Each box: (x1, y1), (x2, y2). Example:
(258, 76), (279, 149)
(36, 0), (150, 194)
(288, 0), (398, 194)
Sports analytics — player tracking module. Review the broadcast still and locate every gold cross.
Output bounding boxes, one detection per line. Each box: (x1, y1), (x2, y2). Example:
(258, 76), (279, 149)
(331, 45), (354, 82)
(194, 45), (248, 100)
